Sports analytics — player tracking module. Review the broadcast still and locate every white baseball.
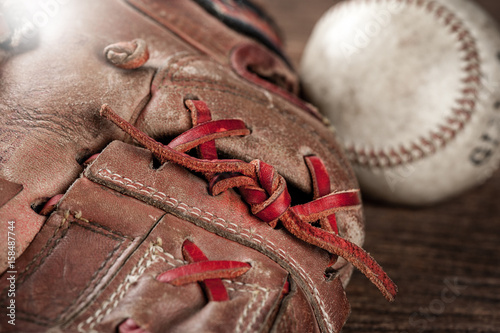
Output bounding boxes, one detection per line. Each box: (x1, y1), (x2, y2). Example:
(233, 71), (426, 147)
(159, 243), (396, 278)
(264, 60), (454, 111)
(300, 0), (500, 205)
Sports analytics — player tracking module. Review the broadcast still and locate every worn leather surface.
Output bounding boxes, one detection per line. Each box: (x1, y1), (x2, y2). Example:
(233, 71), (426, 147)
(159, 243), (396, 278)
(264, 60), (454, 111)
(0, 178), (22, 209)
(0, 142), (350, 332)
(0, 0), (364, 331)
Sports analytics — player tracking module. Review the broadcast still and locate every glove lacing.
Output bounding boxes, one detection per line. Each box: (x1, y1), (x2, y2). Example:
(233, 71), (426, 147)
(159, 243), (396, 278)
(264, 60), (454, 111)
(99, 101), (397, 302)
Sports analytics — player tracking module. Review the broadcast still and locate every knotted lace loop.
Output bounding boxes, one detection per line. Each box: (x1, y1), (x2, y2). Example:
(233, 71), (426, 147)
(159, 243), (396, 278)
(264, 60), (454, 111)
(100, 102), (397, 302)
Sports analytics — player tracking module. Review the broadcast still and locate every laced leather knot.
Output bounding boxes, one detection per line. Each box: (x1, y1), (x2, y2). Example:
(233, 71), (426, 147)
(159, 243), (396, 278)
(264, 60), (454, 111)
(99, 101), (397, 302)
(210, 160), (291, 228)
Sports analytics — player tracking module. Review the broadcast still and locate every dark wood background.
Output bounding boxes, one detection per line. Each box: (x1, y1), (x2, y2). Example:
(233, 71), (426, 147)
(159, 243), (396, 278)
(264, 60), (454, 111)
(263, 1), (500, 332)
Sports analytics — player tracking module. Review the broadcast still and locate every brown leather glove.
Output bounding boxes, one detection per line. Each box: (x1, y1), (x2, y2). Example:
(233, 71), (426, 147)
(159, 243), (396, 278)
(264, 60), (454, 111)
(0, 0), (396, 332)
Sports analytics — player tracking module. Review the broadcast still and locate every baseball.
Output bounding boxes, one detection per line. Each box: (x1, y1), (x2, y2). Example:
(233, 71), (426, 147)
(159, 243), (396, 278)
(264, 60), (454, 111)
(300, 0), (500, 205)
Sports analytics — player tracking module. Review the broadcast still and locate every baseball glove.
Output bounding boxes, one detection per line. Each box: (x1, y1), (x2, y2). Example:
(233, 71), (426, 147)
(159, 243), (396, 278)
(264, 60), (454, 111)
(0, 0), (396, 332)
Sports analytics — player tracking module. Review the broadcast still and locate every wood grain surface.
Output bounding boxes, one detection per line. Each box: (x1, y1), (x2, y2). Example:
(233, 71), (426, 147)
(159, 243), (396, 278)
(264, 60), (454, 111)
(263, 0), (500, 332)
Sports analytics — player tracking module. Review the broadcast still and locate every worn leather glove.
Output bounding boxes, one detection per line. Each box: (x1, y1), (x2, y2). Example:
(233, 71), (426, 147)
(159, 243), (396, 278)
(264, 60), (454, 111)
(0, 0), (396, 332)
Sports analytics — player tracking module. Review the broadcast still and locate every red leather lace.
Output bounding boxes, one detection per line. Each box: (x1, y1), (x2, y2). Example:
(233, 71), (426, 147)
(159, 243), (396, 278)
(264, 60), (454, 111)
(100, 101), (397, 303)
(157, 239), (251, 301)
(120, 239), (282, 333)
(38, 194), (64, 216)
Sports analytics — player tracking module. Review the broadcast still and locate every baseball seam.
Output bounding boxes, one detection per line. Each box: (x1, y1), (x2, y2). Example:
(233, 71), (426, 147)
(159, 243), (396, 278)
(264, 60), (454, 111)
(332, 0), (481, 168)
(97, 168), (336, 333)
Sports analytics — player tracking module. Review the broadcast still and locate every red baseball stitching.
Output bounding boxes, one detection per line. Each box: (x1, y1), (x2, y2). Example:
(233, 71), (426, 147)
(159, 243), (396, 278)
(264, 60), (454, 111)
(334, 0), (481, 168)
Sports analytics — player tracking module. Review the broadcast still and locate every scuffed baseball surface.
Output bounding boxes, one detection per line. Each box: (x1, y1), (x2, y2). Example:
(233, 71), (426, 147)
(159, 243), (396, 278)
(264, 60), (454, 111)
(300, 0), (500, 205)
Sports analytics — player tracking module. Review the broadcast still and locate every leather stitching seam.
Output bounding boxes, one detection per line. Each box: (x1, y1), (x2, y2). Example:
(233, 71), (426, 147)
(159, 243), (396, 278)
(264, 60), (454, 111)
(0, 223), (70, 305)
(3, 214), (128, 326)
(13, 214), (68, 287)
(96, 168), (335, 333)
(71, 211), (135, 241)
(56, 231), (125, 324)
(78, 241), (168, 333)
(10, 237), (124, 326)
(225, 280), (272, 333)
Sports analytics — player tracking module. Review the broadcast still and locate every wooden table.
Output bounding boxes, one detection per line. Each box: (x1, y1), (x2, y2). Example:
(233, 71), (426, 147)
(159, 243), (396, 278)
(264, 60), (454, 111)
(264, 1), (500, 331)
